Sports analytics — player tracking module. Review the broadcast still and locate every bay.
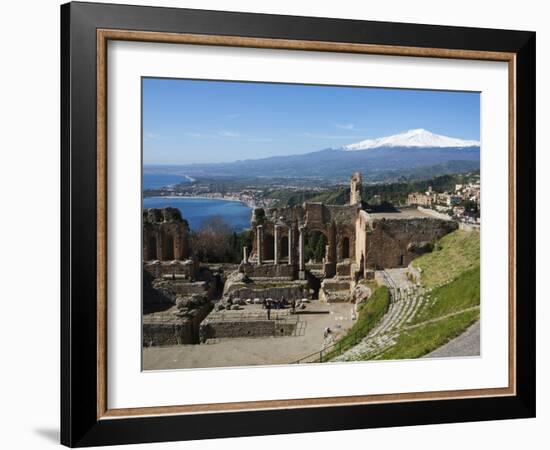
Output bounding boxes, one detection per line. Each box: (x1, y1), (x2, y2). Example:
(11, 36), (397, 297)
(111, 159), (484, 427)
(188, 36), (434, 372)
(142, 196), (252, 231)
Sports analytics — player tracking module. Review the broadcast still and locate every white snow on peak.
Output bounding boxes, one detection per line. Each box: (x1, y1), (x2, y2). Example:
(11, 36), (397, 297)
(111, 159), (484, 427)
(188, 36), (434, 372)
(342, 129), (480, 151)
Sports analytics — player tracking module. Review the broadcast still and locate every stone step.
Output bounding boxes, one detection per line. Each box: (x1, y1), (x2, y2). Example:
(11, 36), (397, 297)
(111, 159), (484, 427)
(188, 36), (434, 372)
(319, 289), (351, 303)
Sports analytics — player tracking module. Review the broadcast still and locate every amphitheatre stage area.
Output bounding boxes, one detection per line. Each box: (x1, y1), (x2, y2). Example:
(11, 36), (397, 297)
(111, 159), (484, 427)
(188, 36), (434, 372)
(143, 300), (354, 369)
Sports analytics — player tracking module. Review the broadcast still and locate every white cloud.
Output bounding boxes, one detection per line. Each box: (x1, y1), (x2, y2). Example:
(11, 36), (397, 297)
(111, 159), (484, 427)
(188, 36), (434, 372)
(302, 132), (363, 140)
(144, 132), (161, 140)
(218, 130), (241, 138)
(335, 123), (355, 130)
(183, 130), (272, 142)
(246, 137), (274, 143)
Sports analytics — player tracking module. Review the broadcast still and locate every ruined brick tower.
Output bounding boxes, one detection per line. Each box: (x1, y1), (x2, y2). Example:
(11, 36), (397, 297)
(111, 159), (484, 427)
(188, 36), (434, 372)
(350, 172), (362, 205)
(143, 207), (190, 261)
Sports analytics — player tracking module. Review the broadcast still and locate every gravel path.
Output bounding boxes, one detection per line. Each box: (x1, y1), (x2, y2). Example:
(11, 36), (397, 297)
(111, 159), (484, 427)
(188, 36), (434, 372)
(422, 320), (480, 358)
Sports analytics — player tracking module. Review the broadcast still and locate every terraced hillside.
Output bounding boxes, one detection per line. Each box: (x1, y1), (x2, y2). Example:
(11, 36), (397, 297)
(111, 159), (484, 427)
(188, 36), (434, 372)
(332, 230), (480, 362)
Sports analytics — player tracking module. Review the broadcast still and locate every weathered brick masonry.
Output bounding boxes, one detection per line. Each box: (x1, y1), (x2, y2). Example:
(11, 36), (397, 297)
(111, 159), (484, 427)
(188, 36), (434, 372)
(364, 217), (458, 269)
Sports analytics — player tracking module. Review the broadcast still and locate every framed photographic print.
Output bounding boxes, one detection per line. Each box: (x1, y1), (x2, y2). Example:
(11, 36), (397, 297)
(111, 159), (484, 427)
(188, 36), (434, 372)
(60, 2), (536, 447)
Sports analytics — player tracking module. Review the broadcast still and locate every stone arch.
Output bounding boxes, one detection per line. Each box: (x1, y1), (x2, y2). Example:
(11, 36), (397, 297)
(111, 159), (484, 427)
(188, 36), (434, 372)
(305, 227), (328, 241)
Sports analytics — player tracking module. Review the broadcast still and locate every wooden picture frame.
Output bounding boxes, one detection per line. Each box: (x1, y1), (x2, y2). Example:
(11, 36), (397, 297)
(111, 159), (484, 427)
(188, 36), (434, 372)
(61, 2), (535, 447)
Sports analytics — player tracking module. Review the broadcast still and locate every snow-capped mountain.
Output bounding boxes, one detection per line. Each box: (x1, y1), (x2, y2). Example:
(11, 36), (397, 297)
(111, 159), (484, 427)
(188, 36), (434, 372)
(149, 128), (480, 182)
(342, 129), (480, 151)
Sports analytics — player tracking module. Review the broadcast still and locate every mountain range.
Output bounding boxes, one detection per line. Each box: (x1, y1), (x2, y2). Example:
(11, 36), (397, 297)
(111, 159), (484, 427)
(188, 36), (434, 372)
(147, 129), (480, 182)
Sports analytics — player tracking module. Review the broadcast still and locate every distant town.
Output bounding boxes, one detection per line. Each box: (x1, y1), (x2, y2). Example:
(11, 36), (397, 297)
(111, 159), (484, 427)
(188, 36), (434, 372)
(407, 176), (480, 226)
(143, 171), (480, 226)
(143, 176), (333, 210)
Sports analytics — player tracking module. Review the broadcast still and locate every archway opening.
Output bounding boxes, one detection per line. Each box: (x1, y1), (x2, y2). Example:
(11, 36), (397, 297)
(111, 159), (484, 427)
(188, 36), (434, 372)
(304, 230), (327, 263)
(342, 237), (350, 259)
(281, 236), (289, 259)
(264, 233), (274, 261)
(163, 234), (174, 260)
(147, 235), (157, 260)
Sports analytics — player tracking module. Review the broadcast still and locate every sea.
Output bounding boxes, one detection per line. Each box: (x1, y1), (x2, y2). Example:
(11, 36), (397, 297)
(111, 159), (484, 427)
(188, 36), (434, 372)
(142, 173), (193, 190)
(142, 173), (252, 231)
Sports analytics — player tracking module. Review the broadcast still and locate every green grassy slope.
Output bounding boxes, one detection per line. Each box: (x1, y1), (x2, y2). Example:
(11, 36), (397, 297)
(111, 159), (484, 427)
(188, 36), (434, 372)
(410, 266), (480, 325)
(376, 230), (481, 360)
(412, 230), (480, 289)
(375, 308), (480, 360)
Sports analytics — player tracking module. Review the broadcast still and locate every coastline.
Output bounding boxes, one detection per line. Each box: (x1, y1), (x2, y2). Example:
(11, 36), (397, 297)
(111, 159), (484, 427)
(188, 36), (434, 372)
(143, 195), (256, 209)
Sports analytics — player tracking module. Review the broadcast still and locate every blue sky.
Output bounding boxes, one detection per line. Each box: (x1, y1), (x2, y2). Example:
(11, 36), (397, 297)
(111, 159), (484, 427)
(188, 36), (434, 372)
(143, 78), (480, 165)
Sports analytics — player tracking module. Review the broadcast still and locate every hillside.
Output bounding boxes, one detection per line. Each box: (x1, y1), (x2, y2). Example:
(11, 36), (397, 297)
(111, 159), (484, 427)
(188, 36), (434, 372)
(411, 230), (480, 289)
(270, 172), (479, 208)
(376, 230), (480, 359)
(375, 264), (480, 360)
(333, 229), (480, 362)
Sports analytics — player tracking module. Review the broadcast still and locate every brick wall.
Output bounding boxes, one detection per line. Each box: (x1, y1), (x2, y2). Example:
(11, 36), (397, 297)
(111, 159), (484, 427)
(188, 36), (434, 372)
(201, 319), (297, 339)
(365, 218), (457, 269)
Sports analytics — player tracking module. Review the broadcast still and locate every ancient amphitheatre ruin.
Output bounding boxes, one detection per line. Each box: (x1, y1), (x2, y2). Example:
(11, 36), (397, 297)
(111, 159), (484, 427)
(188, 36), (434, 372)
(142, 172), (465, 369)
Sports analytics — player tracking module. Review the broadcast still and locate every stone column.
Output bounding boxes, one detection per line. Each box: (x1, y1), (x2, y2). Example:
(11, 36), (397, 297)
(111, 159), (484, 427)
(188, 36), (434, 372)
(287, 226), (293, 265)
(274, 224), (281, 265)
(243, 246), (248, 264)
(256, 225), (263, 265)
(298, 226), (305, 272)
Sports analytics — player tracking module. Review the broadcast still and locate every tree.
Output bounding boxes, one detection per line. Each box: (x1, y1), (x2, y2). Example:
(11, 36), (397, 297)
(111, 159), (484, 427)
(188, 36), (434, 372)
(304, 230), (327, 262)
(191, 216), (252, 263)
(191, 216), (232, 263)
(462, 199), (480, 218)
